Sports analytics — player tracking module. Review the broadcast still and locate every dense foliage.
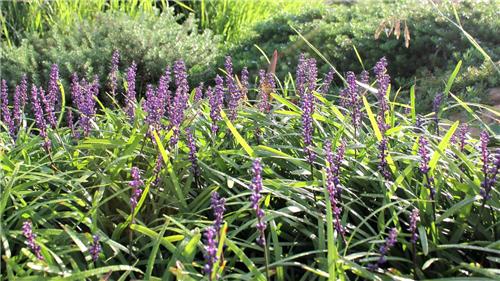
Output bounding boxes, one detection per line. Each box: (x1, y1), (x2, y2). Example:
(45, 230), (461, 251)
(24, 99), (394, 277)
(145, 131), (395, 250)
(1, 49), (498, 280)
(1, 9), (220, 94)
(228, 1), (499, 109)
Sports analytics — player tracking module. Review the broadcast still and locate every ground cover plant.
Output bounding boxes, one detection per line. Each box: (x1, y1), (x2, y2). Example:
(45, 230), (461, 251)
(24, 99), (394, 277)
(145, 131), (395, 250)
(1, 39), (499, 281)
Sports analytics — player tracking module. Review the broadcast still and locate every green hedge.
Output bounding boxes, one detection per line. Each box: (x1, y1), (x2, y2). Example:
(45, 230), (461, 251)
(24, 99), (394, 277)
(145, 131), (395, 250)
(226, 1), (499, 109)
(1, 8), (221, 94)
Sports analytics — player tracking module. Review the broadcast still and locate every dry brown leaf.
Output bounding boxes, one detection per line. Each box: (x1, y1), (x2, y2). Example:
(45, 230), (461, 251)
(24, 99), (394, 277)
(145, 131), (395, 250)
(374, 20), (386, 39)
(394, 19), (401, 39)
(404, 21), (411, 48)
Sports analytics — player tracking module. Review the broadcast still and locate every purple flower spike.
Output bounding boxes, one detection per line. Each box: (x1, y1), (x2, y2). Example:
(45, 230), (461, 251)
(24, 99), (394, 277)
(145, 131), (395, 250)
(203, 226), (218, 278)
(346, 71), (362, 129)
(129, 167), (144, 212)
(240, 67), (249, 98)
(409, 208), (420, 244)
(13, 75), (28, 128)
(158, 66), (172, 121)
(186, 128), (200, 178)
(143, 84), (164, 132)
(257, 69), (275, 113)
(369, 228), (398, 270)
(457, 124), (468, 152)
(250, 159), (266, 246)
(210, 192), (226, 234)
(22, 221), (44, 260)
(30, 85), (51, 151)
(48, 64), (60, 105)
(324, 141), (346, 238)
(479, 131), (497, 201)
(169, 60), (190, 147)
(89, 235), (102, 262)
(225, 56), (241, 121)
(125, 62), (137, 120)
(320, 68), (335, 95)
(360, 70), (369, 87)
(374, 57), (390, 131)
(194, 82), (204, 103)
(109, 50), (120, 97)
(1, 80), (15, 137)
(378, 138), (390, 180)
(418, 136), (435, 199)
(74, 77), (98, 137)
(209, 76), (224, 136)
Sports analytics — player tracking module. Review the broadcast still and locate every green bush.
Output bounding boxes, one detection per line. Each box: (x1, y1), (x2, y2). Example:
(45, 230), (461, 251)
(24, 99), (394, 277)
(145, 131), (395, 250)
(1, 8), (221, 94)
(227, 1), (499, 110)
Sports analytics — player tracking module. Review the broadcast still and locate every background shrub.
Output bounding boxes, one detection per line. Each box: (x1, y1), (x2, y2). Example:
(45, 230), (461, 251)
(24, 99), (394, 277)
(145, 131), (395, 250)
(227, 1), (499, 110)
(1, 8), (221, 95)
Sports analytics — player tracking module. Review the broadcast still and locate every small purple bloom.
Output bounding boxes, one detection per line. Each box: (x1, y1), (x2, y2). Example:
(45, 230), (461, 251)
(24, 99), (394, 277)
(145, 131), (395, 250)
(250, 159), (266, 246)
(479, 131), (497, 201)
(240, 67), (249, 98)
(225, 56), (241, 121)
(369, 228), (398, 270)
(209, 76), (224, 136)
(143, 84), (164, 132)
(1, 79), (15, 137)
(210, 191), (226, 234)
(186, 128), (200, 178)
(359, 70), (369, 87)
(409, 208), (420, 244)
(257, 69), (274, 113)
(378, 138), (390, 180)
(203, 226), (218, 278)
(48, 64), (60, 106)
(30, 85), (51, 151)
(125, 62), (137, 120)
(22, 221), (43, 260)
(194, 82), (204, 103)
(345, 71), (362, 129)
(129, 167), (144, 212)
(169, 60), (190, 147)
(374, 58), (390, 131)
(13, 74), (28, 128)
(89, 235), (102, 262)
(324, 140), (345, 238)
(457, 124), (468, 152)
(74, 77), (98, 137)
(109, 50), (120, 97)
(320, 68), (335, 95)
(418, 136), (435, 199)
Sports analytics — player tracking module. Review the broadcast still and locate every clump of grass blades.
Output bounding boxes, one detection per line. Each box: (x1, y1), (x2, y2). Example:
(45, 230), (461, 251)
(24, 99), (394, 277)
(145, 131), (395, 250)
(0, 49), (498, 281)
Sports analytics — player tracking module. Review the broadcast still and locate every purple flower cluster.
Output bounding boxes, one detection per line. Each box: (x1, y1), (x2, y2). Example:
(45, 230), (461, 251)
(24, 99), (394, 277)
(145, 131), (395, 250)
(71, 75), (99, 137)
(452, 124), (468, 152)
(1, 79), (15, 137)
(296, 54), (318, 98)
(143, 83), (166, 133)
(159, 66), (172, 119)
(194, 82), (204, 103)
(408, 208), (420, 244)
(374, 57), (390, 132)
(479, 131), (499, 201)
(320, 68), (335, 95)
(13, 75), (28, 128)
(30, 85), (51, 151)
(22, 221), (43, 260)
(210, 191), (226, 234)
(44, 64), (59, 129)
(109, 50), (120, 97)
(169, 60), (190, 147)
(125, 62), (137, 120)
(257, 69), (276, 113)
(129, 167), (144, 212)
(378, 138), (390, 180)
(186, 128), (200, 178)
(209, 76), (224, 135)
(203, 226), (217, 279)
(250, 159), (266, 246)
(345, 71), (363, 129)
(418, 136), (435, 199)
(89, 235), (102, 262)
(324, 140), (345, 238)
(225, 56), (241, 121)
(369, 228), (398, 270)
